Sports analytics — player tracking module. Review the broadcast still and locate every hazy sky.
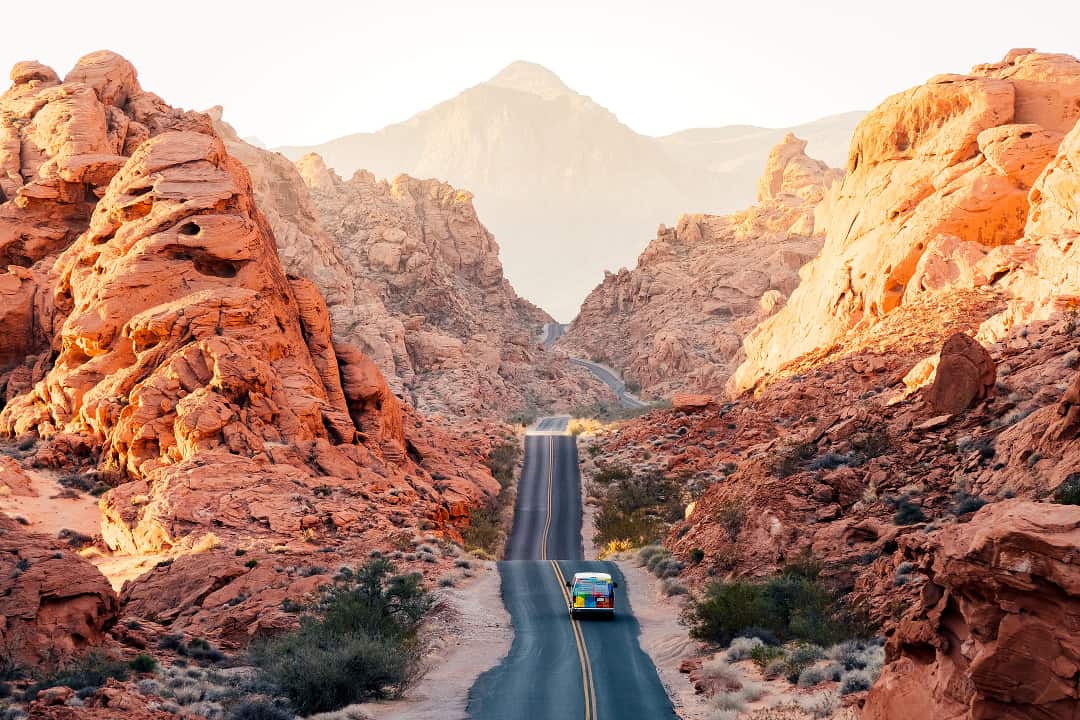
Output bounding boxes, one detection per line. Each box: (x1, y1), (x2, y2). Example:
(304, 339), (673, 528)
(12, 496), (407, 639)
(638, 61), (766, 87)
(4, 0), (1079, 146)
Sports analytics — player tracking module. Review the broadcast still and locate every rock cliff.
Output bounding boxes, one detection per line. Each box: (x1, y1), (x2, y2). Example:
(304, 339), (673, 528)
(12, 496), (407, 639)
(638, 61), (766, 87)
(0, 51), (498, 660)
(290, 153), (609, 417)
(733, 49), (1080, 394)
(560, 134), (840, 398)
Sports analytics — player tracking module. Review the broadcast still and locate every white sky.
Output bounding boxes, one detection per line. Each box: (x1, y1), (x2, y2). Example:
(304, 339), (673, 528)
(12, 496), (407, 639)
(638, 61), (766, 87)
(3, 0), (1079, 147)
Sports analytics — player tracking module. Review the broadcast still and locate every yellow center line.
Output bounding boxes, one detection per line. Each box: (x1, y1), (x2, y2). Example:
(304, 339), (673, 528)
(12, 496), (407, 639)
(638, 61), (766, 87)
(540, 436), (554, 560)
(551, 560), (599, 720)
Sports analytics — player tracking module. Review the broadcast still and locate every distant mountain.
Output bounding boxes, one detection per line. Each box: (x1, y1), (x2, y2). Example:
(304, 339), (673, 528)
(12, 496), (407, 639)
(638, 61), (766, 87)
(277, 62), (863, 320)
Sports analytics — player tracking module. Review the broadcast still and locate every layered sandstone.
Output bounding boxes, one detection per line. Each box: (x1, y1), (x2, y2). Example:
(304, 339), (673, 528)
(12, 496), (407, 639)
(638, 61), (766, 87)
(733, 49), (1080, 393)
(0, 514), (118, 666)
(560, 134), (840, 398)
(0, 52), (499, 657)
(865, 501), (1080, 720)
(292, 154), (610, 417)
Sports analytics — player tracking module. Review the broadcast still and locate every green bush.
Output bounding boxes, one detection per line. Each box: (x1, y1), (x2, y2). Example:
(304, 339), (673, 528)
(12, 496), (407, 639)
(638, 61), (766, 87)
(486, 442), (520, 489)
(690, 569), (867, 647)
(250, 557), (431, 715)
(128, 654), (157, 673)
(462, 502), (502, 556)
(1053, 473), (1080, 505)
(27, 652), (129, 696)
(594, 470), (682, 547)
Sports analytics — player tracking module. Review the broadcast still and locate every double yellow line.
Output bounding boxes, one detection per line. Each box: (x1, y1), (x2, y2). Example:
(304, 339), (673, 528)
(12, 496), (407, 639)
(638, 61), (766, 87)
(551, 560), (598, 720)
(540, 436), (555, 560)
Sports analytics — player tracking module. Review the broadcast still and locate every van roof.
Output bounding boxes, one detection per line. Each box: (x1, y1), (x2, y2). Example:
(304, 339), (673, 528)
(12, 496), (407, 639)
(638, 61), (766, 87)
(572, 572), (612, 582)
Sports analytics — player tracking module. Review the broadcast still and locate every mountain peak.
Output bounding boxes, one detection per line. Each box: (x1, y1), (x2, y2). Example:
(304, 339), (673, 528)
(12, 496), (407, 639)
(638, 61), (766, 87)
(486, 60), (575, 100)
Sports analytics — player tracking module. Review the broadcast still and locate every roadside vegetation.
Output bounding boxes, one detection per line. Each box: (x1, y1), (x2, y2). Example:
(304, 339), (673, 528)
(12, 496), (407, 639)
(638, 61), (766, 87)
(249, 557), (432, 715)
(688, 555), (872, 648)
(462, 439), (521, 558)
(592, 464), (684, 548)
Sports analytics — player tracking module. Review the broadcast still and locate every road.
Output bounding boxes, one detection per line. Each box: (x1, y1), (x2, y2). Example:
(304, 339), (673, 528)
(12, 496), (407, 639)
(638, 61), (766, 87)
(468, 420), (675, 720)
(540, 323), (649, 410)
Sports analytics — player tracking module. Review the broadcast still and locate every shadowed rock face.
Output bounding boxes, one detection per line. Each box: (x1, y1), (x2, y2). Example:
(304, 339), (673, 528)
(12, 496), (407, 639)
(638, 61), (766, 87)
(0, 51), (499, 659)
(865, 501), (1080, 720)
(733, 49), (1080, 394)
(0, 514), (118, 666)
(559, 134), (840, 398)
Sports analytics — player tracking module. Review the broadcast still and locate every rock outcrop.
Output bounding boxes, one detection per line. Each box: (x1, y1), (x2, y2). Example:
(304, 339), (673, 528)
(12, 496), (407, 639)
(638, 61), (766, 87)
(560, 134), (840, 398)
(0, 514), (118, 665)
(0, 52), (500, 655)
(292, 154), (610, 417)
(733, 50), (1080, 393)
(864, 501), (1080, 720)
(926, 333), (996, 413)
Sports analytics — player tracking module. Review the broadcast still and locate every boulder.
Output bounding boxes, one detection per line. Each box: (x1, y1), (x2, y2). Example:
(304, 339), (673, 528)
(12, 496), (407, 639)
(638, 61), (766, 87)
(926, 333), (996, 413)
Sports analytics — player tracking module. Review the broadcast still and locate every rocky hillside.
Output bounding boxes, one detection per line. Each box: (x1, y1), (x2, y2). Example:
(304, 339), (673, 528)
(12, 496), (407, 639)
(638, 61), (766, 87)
(585, 49), (1080, 719)
(277, 61), (862, 320)
(210, 114), (609, 418)
(0, 52), (500, 664)
(289, 154), (610, 418)
(733, 48), (1080, 394)
(559, 134), (841, 398)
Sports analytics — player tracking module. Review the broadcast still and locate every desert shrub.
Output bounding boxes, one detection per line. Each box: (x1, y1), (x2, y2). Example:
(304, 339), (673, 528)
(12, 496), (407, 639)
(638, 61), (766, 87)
(714, 499), (746, 540)
(725, 635), (764, 661)
(797, 663), (835, 687)
(699, 657), (741, 687)
(438, 575), (455, 588)
(598, 539), (634, 560)
(691, 570), (866, 647)
(1053, 473), (1080, 505)
(595, 471), (681, 546)
(708, 690), (745, 712)
(797, 690), (839, 718)
(593, 463), (632, 484)
(737, 680), (767, 703)
(807, 452), (851, 471)
(950, 492), (988, 516)
(782, 644), (825, 683)
(185, 638), (225, 664)
(662, 579), (689, 596)
(227, 701), (293, 720)
(638, 545), (668, 564)
(28, 652), (129, 695)
(840, 668), (874, 694)
(750, 643), (785, 671)
(250, 557), (431, 714)
(893, 502), (926, 525)
(128, 654), (157, 673)
(486, 442), (520, 489)
(462, 501), (502, 556)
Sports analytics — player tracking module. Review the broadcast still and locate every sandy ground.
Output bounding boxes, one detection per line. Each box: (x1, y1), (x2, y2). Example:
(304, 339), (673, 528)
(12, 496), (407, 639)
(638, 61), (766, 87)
(342, 561), (512, 720)
(0, 464), (101, 537)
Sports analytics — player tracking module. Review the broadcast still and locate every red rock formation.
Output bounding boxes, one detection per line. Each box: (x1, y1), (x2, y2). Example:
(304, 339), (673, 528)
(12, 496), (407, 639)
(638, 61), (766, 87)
(0, 52), (500, 656)
(0, 514), (118, 664)
(864, 501), (1080, 720)
(292, 153), (610, 416)
(734, 50), (1080, 394)
(560, 134), (840, 398)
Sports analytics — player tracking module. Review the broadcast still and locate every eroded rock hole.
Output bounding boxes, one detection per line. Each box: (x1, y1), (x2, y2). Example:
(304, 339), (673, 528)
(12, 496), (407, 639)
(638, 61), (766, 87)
(178, 222), (200, 236)
(162, 245), (243, 278)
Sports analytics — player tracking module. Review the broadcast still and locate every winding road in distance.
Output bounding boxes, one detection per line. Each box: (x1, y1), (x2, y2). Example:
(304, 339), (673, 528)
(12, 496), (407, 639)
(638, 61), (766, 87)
(541, 324), (649, 409)
(467, 417), (676, 720)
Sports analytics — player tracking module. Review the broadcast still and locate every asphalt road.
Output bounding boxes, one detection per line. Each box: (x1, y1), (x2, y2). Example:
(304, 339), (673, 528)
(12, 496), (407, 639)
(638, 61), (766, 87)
(468, 421), (676, 720)
(568, 358), (649, 410)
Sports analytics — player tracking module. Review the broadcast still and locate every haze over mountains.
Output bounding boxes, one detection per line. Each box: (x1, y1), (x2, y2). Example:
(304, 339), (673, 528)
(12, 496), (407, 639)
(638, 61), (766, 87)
(279, 61), (863, 319)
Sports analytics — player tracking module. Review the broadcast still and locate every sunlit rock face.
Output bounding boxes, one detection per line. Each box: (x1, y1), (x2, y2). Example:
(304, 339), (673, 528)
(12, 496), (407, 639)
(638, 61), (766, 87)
(0, 51), (501, 653)
(733, 49), (1080, 394)
(560, 134), (840, 399)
